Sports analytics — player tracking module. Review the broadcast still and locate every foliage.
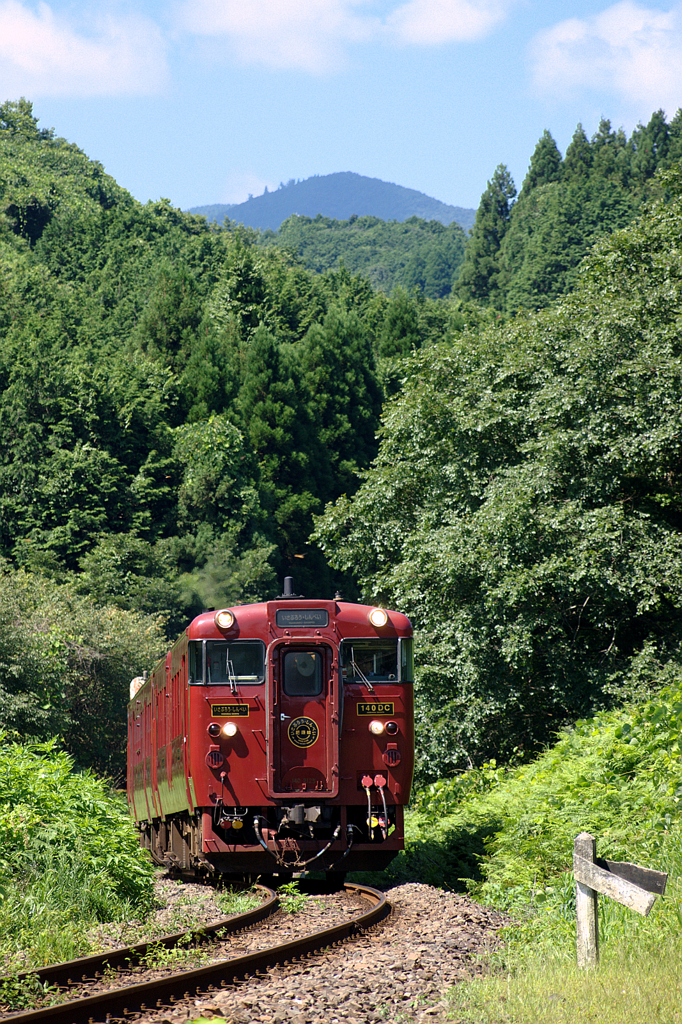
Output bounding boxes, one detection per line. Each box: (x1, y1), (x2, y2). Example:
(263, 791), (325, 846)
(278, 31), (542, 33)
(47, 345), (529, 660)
(4, 98), (682, 786)
(458, 110), (682, 314)
(0, 99), (128, 245)
(316, 165), (682, 780)
(277, 880), (308, 913)
(408, 671), (682, 901)
(456, 164), (516, 309)
(0, 738), (154, 972)
(0, 105), (395, 625)
(267, 213), (467, 298)
(401, 681), (682, 1023)
(0, 563), (166, 776)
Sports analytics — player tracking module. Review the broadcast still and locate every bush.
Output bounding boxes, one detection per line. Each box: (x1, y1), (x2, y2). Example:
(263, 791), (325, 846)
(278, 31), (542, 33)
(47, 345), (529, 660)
(0, 738), (154, 970)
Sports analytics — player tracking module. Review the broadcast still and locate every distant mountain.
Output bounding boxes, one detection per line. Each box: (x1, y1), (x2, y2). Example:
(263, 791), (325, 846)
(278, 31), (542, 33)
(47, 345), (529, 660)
(189, 172), (475, 233)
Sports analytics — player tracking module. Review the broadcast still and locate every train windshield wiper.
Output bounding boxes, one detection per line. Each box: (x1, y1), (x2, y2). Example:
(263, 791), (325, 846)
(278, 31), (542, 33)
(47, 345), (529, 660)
(227, 658), (237, 694)
(350, 648), (374, 693)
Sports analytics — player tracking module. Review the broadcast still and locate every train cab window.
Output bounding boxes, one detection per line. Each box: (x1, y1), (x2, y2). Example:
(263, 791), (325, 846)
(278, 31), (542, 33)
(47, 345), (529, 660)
(283, 650), (323, 696)
(188, 641), (202, 684)
(340, 640), (399, 684)
(399, 637), (414, 682)
(203, 640), (265, 685)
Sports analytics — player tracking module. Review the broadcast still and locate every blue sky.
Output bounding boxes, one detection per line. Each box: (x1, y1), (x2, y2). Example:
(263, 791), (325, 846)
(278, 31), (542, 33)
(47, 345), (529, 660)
(1, 0), (681, 212)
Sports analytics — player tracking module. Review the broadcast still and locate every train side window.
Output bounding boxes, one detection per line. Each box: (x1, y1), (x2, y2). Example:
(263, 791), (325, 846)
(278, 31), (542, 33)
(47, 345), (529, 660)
(399, 638), (414, 682)
(283, 650), (323, 696)
(205, 640), (265, 685)
(340, 640), (399, 683)
(188, 641), (202, 685)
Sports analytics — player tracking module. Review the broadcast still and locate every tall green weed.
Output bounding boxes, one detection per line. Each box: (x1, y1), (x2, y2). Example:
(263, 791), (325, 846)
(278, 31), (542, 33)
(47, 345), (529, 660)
(403, 673), (682, 1021)
(0, 737), (154, 971)
(403, 670), (682, 959)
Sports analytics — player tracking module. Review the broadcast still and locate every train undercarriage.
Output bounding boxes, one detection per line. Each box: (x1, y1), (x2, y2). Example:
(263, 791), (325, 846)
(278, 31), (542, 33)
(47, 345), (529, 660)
(139, 801), (403, 880)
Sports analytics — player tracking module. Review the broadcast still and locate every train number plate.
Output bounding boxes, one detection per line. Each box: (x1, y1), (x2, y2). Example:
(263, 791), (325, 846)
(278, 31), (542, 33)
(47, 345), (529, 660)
(357, 702), (394, 716)
(211, 704), (250, 717)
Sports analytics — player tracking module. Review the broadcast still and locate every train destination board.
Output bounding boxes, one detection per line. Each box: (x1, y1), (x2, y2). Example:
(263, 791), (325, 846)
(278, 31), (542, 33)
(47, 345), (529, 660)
(276, 608), (329, 628)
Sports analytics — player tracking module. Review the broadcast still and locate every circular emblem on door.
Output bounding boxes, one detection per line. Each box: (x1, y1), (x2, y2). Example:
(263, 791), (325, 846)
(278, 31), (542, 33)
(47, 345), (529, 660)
(288, 717), (319, 748)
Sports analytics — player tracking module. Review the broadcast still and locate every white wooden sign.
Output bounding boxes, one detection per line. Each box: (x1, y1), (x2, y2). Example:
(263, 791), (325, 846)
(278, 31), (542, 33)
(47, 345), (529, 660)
(573, 832), (667, 968)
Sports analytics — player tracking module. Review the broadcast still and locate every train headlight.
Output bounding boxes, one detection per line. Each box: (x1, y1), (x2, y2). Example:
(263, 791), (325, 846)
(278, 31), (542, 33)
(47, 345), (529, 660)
(369, 720), (385, 735)
(214, 609), (235, 630)
(222, 721), (238, 737)
(207, 722), (221, 738)
(368, 607), (388, 627)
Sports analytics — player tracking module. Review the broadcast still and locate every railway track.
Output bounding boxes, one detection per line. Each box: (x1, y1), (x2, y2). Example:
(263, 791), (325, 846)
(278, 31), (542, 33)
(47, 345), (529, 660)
(1, 883), (389, 1024)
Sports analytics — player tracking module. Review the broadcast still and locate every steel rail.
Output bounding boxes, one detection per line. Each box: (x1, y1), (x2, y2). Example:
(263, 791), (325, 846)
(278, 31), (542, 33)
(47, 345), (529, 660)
(2, 884), (388, 1024)
(1, 885), (278, 1000)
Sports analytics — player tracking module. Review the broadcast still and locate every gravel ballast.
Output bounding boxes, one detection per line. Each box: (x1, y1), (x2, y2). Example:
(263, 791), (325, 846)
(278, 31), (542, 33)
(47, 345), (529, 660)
(133, 880), (507, 1024)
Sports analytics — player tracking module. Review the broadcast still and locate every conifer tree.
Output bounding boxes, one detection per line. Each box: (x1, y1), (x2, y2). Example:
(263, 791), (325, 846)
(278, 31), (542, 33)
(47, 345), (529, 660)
(662, 109), (682, 168)
(520, 130), (562, 194)
(629, 110), (670, 183)
(235, 326), (327, 584)
(298, 306), (381, 495)
(377, 287), (422, 357)
(563, 124), (593, 180)
(590, 118), (628, 183)
(456, 164), (516, 309)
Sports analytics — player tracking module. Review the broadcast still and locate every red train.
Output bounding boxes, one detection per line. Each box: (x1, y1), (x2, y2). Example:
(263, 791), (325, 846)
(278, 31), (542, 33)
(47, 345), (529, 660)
(127, 580), (414, 879)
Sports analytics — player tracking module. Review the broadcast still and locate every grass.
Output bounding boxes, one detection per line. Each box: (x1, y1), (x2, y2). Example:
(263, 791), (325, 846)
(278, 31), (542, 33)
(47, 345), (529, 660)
(140, 936), (215, 971)
(393, 671), (682, 1024)
(0, 844), (142, 971)
(215, 885), (263, 917)
(448, 942), (682, 1024)
(0, 738), (155, 973)
(449, 832), (682, 1024)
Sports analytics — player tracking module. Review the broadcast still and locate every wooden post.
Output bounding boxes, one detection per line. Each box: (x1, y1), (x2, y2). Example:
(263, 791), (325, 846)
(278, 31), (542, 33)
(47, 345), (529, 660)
(574, 832), (599, 968)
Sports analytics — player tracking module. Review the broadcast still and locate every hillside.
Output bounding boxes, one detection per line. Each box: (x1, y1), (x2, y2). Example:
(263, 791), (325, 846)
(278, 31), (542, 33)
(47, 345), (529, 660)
(189, 171), (475, 232)
(262, 213), (467, 298)
(458, 111), (682, 313)
(5, 97), (682, 795)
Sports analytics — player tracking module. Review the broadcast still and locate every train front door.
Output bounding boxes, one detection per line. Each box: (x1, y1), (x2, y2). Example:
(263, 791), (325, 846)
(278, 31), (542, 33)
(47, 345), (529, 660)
(268, 643), (339, 797)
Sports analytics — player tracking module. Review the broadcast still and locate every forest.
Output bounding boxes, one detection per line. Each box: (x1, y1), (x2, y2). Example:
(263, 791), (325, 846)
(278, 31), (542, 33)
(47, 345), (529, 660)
(2, 97), (682, 787)
(263, 212), (468, 298)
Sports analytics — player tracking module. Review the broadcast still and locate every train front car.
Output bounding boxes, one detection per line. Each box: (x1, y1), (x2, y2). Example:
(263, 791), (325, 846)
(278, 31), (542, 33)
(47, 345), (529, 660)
(127, 588), (414, 878)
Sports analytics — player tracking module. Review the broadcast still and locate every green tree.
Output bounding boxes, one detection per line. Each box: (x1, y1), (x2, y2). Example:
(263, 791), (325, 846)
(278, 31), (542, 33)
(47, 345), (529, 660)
(521, 129), (562, 192)
(236, 326), (326, 586)
(591, 117), (629, 183)
(503, 177), (637, 312)
(628, 109), (670, 183)
(298, 305), (382, 493)
(563, 123), (593, 181)
(456, 164), (516, 309)
(132, 261), (203, 370)
(315, 166), (682, 780)
(0, 562), (166, 777)
(0, 99), (127, 244)
(377, 287), (422, 357)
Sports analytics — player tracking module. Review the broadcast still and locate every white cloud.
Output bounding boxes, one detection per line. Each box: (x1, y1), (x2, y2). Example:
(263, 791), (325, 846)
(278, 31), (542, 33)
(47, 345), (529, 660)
(175, 0), (375, 73)
(530, 1), (682, 115)
(387, 0), (510, 45)
(174, 0), (514, 73)
(0, 0), (169, 97)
